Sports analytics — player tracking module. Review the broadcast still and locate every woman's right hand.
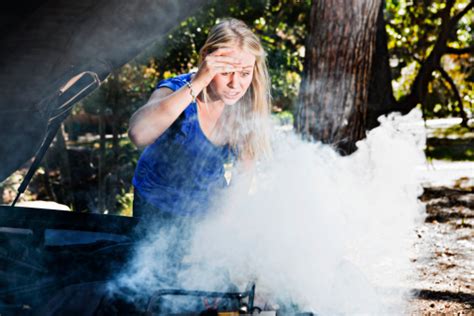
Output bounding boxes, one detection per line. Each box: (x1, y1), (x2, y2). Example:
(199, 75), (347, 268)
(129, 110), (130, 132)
(129, 49), (242, 148)
(192, 47), (243, 89)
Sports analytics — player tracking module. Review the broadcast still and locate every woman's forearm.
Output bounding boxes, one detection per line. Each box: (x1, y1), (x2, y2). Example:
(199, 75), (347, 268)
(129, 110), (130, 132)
(128, 77), (207, 147)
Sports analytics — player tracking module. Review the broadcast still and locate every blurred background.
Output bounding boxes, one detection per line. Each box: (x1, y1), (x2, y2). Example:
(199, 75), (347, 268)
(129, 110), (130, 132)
(1, 0), (472, 215)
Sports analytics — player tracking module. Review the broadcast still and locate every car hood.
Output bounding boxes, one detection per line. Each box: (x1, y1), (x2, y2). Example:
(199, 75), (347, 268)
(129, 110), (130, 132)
(0, 0), (204, 182)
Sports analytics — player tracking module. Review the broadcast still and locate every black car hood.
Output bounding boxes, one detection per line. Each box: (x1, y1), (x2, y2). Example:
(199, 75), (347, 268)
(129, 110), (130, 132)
(0, 0), (204, 182)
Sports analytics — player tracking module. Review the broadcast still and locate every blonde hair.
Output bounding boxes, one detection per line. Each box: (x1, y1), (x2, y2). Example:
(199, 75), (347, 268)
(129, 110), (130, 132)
(198, 18), (272, 161)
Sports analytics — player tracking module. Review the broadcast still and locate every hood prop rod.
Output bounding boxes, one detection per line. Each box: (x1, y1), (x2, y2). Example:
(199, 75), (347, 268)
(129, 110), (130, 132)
(12, 72), (100, 207)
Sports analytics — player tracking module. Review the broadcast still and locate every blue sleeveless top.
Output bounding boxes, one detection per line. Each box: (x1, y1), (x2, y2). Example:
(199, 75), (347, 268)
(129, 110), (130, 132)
(132, 73), (234, 216)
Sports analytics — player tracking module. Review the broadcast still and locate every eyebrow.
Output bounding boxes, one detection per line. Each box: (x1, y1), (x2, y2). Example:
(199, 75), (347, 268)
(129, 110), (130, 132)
(242, 66), (254, 69)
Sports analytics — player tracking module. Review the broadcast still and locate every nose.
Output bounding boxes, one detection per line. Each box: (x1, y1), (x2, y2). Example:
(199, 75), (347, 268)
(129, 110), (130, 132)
(227, 72), (240, 88)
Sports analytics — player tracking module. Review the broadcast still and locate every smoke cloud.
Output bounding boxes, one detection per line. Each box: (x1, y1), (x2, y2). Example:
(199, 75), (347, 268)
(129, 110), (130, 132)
(114, 109), (426, 314)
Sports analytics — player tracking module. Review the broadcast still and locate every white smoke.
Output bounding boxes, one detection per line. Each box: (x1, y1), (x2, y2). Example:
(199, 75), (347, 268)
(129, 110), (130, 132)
(116, 109), (426, 315)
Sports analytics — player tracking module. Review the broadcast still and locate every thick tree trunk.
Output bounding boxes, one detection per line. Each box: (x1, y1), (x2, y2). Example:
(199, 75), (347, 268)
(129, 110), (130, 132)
(296, 0), (382, 154)
(366, 2), (397, 130)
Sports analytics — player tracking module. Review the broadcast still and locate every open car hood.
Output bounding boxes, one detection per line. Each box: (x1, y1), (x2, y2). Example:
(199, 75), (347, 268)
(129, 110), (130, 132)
(0, 2), (208, 310)
(0, 0), (204, 182)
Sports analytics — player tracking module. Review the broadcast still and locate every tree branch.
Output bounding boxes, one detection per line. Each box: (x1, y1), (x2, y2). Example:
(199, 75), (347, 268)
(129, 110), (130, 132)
(437, 66), (469, 127)
(446, 46), (474, 55)
(451, 0), (474, 24)
(441, 0), (456, 25)
(396, 0), (473, 114)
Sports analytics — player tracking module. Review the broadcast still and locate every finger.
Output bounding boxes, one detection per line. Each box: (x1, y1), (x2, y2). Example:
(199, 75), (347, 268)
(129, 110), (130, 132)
(215, 65), (243, 73)
(207, 60), (243, 71)
(207, 55), (242, 65)
(211, 61), (243, 69)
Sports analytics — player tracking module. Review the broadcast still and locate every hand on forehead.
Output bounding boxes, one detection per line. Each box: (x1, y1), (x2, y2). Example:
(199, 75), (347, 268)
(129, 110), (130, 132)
(214, 47), (256, 68)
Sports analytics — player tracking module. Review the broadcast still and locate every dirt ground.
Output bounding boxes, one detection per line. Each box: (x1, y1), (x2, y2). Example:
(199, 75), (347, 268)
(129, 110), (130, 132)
(409, 184), (474, 315)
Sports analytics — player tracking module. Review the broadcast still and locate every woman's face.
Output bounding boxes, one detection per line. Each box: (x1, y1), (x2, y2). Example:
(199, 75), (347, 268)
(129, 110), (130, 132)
(208, 47), (256, 105)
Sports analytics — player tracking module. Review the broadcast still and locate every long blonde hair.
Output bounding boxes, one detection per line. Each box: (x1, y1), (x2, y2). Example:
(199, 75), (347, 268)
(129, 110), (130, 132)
(199, 18), (272, 161)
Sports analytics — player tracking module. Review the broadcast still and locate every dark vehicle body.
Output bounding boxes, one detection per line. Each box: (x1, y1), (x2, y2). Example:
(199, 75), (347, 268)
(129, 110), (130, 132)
(0, 2), (314, 314)
(0, 1), (208, 314)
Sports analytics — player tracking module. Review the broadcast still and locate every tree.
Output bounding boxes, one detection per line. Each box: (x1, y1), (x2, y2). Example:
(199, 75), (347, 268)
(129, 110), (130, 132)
(386, 0), (473, 127)
(134, 0), (310, 112)
(367, 3), (398, 129)
(296, 0), (384, 154)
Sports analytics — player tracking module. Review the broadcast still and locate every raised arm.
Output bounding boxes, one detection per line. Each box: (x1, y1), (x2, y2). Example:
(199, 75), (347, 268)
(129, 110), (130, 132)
(128, 83), (202, 148)
(128, 47), (243, 148)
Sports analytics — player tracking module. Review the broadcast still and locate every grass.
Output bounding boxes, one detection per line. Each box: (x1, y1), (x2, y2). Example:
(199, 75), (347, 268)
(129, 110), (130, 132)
(426, 138), (474, 161)
(426, 121), (474, 161)
(431, 124), (474, 139)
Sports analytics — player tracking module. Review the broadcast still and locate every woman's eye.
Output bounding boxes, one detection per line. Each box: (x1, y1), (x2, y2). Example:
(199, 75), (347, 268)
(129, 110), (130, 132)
(241, 72), (250, 77)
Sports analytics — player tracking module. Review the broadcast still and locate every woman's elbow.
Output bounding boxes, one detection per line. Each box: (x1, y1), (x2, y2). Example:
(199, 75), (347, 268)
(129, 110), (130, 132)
(128, 126), (149, 148)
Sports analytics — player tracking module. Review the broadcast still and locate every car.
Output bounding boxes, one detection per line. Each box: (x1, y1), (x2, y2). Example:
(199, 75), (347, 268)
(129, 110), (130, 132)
(0, 2), (314, 314)
(0, 1), (221, 314)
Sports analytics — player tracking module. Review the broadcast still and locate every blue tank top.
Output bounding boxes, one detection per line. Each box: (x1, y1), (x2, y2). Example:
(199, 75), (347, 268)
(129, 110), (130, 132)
(132, 73), (234, 216)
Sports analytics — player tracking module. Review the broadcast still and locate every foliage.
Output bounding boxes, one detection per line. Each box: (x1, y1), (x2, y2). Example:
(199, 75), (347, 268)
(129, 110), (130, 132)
(77, 62), (161, 133)
(73, 0), (311, 125)
(79, 0), (473, 121)
(116, 187), (134, 217)
(432, 122), (474, 138)
(385, 0), (473, 119)
(134, 0), (310, 112)
(60, 0), (474, 212)
(273, 110), (295, 126)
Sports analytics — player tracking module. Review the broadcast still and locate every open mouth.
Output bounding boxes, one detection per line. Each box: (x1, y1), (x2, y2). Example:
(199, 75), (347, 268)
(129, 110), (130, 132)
(225, 92), (241, 99)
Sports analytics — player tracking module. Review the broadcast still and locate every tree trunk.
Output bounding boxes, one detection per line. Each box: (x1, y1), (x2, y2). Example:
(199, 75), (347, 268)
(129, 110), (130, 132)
(366, 2), (397, 129)
(296, 0), (382, 154)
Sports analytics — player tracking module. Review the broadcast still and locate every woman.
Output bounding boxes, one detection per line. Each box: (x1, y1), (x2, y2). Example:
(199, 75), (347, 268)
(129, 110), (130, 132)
(128, 18), (271, 221)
